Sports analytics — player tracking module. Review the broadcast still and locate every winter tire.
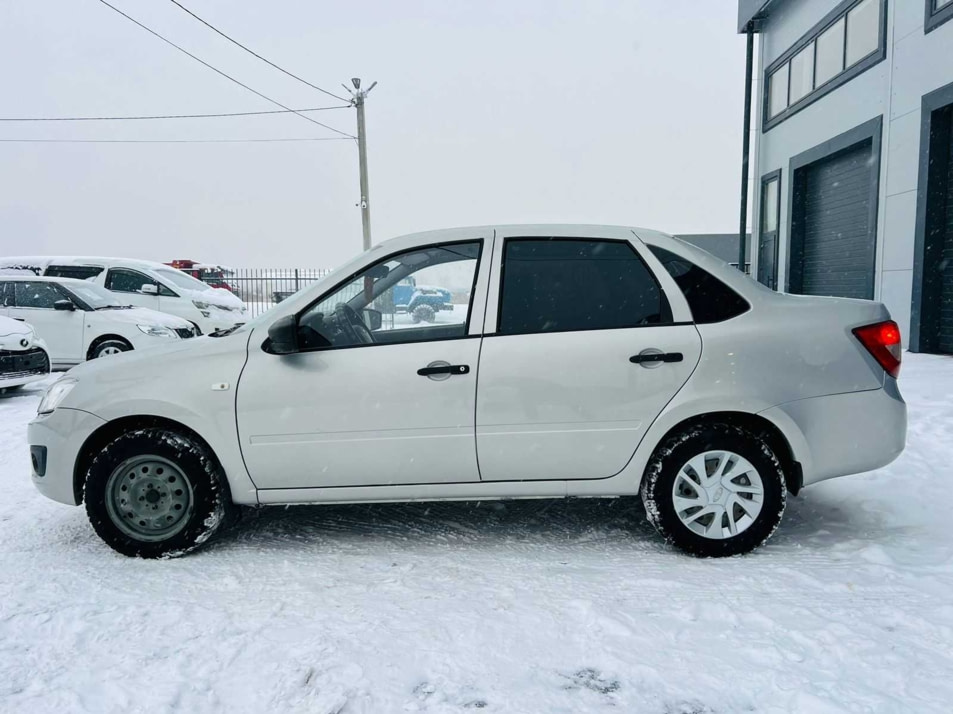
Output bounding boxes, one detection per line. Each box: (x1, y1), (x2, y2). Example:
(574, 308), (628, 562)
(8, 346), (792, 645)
(84, 428), (233, 558)
(640, 423), (786, 557)
(412, 304), (436, 324)
(90, 339), (132, 359)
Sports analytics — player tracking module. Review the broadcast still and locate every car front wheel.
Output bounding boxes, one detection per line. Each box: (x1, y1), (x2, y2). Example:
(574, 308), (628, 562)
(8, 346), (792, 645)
(84, 428), (233, 558)
(640, 423), (786, 557)
(90, 339), (132, 359)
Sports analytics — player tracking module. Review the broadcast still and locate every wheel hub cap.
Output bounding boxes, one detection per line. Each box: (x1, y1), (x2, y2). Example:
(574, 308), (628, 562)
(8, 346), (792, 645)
(671, 450), (765, 540)
(104, 456), (194, 542)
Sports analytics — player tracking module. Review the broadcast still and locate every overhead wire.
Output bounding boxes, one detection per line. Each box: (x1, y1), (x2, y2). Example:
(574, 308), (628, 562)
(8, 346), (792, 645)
(0, 106), (351, 122)
(166, 0), (349, 103)
(94, 0), (354, 139)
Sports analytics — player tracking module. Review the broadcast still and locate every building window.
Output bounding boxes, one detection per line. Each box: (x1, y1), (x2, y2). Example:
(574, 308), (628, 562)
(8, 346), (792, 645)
(763, 0), (885, 130)
(926, 0), (953, 33)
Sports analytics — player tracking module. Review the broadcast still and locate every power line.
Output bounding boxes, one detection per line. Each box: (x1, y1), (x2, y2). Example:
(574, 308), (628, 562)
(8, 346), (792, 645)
(0, 106), (351, 122)
(94, 0), (354, 139)
(0, 137), (353, 144)
(167, 0), (349, 104)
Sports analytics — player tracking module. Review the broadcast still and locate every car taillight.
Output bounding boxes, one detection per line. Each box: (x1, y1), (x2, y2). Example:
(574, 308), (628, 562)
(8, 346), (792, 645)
(853, 320), (902, 379)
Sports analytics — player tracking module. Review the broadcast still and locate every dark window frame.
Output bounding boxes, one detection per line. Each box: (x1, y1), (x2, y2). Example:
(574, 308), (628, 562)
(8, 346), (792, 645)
(758, 169), (782, 290)
(786, 115), (883, 299)
(911, 80), (953, 352)
(287, 238), (486, 354)
(495, 236), (674, 338)
(763, 0), (887, 132)
(926, 0), (953, 33)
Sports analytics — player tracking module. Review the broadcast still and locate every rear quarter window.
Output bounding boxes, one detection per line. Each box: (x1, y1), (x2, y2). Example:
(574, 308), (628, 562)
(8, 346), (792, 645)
(648, 246), (750, 324)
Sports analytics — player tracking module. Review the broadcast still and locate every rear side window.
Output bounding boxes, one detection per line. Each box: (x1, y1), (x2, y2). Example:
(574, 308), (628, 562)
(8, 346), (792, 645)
(499, 238), (670, 335)
(45, 265), (104, 280)
(648, 246), (750, 324)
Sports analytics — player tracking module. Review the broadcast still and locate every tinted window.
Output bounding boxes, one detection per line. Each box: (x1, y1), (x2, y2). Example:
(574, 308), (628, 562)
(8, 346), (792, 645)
(14, 281), (63, 309)
(0, 282), (12, 307)
(499, 239), (668, 335)
(45, 265), (104, 280)
(648, 246), (750, 324)
(106, 268), (156, 294)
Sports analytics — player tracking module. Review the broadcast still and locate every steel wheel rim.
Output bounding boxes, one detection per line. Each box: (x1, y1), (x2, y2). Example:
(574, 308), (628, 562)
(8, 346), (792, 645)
(104, 455), (194, 542)
(672, 450), (764, 540)
(99, 345), (122, 357)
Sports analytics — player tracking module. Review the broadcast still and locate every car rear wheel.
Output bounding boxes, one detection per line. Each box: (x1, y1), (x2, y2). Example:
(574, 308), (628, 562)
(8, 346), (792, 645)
(640, 423), (786, 557)
(411, 304), (436, 324)
(84, 428), (233, 558)
(90, 338), (132, 359)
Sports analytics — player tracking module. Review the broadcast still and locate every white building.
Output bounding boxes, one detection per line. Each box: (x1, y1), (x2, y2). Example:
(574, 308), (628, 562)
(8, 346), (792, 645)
(740, 0), (953, 354)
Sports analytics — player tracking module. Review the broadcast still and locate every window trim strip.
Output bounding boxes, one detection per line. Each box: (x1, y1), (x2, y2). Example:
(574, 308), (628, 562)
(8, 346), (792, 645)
(926, 0), (953, 33)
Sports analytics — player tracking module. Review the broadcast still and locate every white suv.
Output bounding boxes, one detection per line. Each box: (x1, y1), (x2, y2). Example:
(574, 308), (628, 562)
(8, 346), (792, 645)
(0, 256), (246, 335)
(1, 277), (196, 368)
(27, 226), (907, 558)
(0, 315), (50, 392)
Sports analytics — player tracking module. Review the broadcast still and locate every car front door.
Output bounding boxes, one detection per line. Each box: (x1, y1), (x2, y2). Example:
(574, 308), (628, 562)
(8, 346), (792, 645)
(236, 235), (491, 491)
(9, 281), (86, 364)
(475, 233), (702, 481)
(104, 268), (161, 310)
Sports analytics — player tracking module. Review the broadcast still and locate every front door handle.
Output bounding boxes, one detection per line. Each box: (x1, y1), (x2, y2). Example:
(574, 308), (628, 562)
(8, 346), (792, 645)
(629, 352), (683, 364)
(417, 363), (470, 377)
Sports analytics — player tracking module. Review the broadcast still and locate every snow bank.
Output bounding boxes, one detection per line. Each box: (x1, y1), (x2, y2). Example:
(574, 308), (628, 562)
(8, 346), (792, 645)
(1, 355), (952, 713)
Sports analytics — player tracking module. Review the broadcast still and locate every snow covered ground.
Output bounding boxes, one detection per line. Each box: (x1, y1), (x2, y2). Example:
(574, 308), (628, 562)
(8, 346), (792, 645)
(1, 354), (952, 713)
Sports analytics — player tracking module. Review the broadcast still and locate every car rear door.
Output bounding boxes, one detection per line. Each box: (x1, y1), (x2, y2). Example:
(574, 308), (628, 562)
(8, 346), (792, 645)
(475, 231), (701, 481)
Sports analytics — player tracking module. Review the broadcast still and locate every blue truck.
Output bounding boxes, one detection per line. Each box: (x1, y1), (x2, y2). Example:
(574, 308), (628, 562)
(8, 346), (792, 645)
(391, 277), (453, 323)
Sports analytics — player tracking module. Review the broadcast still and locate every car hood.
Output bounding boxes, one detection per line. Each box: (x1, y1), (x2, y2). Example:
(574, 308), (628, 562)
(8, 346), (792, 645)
(94, 307), (193, 329)
(175, 285), (245, 310)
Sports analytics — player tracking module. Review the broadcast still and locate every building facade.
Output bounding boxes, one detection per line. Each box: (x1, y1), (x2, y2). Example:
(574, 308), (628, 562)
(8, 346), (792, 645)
(740, 0), (953, 354)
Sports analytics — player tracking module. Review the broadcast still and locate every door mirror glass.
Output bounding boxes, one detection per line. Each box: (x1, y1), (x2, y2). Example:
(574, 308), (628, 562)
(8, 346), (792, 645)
(363, 309), (383, 331)
(267, 314), (300, 354)
(140, 283), (158, 295)
(53, 299), (75, 311)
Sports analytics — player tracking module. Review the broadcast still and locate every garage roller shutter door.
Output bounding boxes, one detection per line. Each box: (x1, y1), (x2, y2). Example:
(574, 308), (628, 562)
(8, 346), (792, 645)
(795, 141), (876, 300)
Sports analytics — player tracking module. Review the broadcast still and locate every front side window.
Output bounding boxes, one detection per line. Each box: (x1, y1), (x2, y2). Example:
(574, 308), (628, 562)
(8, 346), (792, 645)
(498, 239), (667, 335)
(0, 282), (12, 307)
(13, 281), (64, 309)
(296, 242), (481, 350)
(106, 268), (161, 295)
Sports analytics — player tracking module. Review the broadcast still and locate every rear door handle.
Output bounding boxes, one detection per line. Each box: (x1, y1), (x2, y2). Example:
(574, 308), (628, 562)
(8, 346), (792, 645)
(629, 352), (683, 364)
(417, 364), (470, 377)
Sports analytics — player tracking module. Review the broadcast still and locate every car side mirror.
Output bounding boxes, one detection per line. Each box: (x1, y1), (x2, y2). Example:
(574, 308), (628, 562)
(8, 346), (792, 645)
(140, 283), (158, 295)
(53, 299), (75, 311)
(267, 314), (299, 354)
(363, 308), (383, 331)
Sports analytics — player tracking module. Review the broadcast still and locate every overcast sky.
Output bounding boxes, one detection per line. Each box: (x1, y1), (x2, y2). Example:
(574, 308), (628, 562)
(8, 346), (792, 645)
(0, 0), (749, 268)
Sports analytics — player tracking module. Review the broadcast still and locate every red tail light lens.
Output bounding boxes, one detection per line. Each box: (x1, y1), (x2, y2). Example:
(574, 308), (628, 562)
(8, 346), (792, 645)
(853, 321), (902, 379)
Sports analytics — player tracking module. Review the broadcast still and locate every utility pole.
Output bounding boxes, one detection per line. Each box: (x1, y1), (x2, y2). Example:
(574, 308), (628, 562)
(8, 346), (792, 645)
(344, 77), (377, 251)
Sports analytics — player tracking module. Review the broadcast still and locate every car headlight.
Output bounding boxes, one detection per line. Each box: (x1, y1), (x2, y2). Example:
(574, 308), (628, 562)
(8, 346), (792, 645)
(37, 378), (77, 415)
(193, 300), (210, 310)
(137, 324), (176, 338)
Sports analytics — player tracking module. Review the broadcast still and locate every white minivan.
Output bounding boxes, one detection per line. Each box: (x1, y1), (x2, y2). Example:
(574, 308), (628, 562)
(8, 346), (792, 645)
(0, 276), (196, 368)
(0, 256), (246, 335)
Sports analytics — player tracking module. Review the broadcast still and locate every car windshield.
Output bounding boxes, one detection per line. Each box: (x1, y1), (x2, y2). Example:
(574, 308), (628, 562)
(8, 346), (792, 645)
(62, 281), (127, 309)
(155, 268), (213, 292)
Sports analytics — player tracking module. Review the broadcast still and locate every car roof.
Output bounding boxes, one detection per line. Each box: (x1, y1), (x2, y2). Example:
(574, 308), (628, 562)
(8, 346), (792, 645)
(0, 256), (169, 271)
(0, 275), (96, 285)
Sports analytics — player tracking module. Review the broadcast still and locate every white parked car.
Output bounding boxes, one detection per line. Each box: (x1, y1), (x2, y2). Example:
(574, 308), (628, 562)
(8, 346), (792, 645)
(1, 276), (197, 368)
(27, 225), (907, 558)
(0, 256), (246, 335)
(0, 315), (50, 392)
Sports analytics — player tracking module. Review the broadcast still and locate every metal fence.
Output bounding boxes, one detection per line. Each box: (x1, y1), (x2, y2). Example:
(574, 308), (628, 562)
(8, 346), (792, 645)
(203, 268), (332, 319)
